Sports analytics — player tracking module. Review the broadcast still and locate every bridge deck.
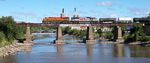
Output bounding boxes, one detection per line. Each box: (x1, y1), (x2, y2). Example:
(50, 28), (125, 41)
(17, 23), (143, 27)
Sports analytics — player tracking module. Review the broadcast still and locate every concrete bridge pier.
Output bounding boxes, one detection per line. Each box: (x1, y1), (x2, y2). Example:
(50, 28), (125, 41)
(116, 26), (124, 43)
(24, 26), (33, 45)
(86, 26), (95, 44)
(55, 26), (64, 44)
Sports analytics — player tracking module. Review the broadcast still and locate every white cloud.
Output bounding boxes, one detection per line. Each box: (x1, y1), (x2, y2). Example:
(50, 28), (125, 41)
(128, 8), (149, 16)
(96, 1), (113, 6)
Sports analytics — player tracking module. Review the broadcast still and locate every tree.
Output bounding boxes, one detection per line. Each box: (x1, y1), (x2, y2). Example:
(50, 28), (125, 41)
(0, 16), (17, 41)
(96, 29), (102, 37)
(111, 26), (118, 40)
(125, 24), (147, 43)
(0, 16), (26, 44)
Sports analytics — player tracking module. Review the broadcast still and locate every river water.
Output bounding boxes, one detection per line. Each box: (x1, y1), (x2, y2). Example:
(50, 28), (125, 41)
(0, 35), (150, 63)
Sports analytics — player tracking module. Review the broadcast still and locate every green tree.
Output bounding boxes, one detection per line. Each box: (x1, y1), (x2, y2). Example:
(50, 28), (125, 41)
(0, 16), (27, 46)
(130, 25), (144, 41)
(0, 16), (17, 41)
(96, 29), (102, 37)
(111, 26), (118, 40)
(125, 24), (147, 43)
(63, 26), (71, 35)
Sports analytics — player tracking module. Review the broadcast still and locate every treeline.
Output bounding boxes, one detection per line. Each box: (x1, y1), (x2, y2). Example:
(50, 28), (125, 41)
(124, 25), (150, 43)
(0, 16), (55, 47)
(62, 25), (150, 44)
(0, 16), (26, 47)
(62, 27), (87, 39)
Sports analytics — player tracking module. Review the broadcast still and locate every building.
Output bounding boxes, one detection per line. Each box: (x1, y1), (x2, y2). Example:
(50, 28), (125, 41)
(60, 24), (88, 30)
(42, 8), (69, 23)
(101, 27), (112, 32)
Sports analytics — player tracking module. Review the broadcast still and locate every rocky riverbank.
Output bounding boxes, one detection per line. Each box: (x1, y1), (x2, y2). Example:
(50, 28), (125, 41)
(0, 43), (30, 57)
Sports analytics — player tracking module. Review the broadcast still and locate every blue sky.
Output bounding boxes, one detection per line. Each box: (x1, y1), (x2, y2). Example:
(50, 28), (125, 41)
(0, 0), (150, 23)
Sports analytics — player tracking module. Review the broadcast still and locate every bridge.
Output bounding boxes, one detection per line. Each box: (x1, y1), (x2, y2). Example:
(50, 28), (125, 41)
(17, 22), (140, 27)
(21, 22), (143, 45)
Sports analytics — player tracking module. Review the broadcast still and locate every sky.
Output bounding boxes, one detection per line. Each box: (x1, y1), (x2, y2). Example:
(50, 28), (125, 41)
(0, 0), (150, 23)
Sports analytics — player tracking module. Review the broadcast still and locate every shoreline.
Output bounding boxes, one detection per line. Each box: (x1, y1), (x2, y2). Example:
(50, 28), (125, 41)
(0, 42), (31, 57)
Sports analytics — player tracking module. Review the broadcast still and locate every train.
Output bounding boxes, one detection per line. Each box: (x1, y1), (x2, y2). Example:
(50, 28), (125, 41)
(42, 17), (150, 24)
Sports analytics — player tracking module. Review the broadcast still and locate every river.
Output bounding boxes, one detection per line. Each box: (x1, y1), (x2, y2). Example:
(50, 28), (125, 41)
(0, 34), (150, 63)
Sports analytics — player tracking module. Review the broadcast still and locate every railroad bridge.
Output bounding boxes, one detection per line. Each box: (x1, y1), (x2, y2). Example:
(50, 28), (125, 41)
(20, 22), (143, 45)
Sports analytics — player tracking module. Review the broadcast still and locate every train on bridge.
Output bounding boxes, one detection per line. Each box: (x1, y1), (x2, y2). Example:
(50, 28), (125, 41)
(17, 8), (150, 26)
(42, 17), (149, 24)
(42, 8), (150, 24)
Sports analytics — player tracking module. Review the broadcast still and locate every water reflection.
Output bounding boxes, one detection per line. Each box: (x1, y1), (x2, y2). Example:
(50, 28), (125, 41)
(86, 44), (94, 58)
(56, 45), (63, 56)
(113, 44), (125, 57)
(0, 55), (18, 63)
(130, 46), (150, 58)
(22, 46), (32, 52)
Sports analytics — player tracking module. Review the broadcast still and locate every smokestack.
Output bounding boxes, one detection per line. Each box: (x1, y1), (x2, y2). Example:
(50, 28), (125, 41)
(74, 8), (76, 12)
(62, 8), (64, 13)
(60, 8), (65, 17)
(73, 8), (79, 17)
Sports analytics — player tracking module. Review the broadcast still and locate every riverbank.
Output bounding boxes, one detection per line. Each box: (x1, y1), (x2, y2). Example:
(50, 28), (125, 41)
(0, 42), (30, 57)
(0, 40), (13, 48)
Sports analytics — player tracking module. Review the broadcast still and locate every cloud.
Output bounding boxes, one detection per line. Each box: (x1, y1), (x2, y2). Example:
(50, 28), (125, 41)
(128, 8), (149, 15)
(96, 1), (113, 6)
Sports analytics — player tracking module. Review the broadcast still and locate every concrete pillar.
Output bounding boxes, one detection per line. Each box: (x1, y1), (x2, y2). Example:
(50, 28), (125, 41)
(116, 26), (124, 43)
(86, 26), (95, 44)
(55, 26), (64, 44)
(24, 26), (33, 45)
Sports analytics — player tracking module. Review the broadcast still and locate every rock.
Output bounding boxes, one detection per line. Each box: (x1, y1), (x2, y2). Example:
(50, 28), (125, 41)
(0, 43), (26, 57)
